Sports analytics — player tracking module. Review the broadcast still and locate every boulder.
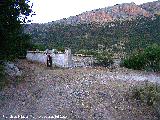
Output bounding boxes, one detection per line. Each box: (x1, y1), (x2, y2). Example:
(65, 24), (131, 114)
(4, 62), (22, 77)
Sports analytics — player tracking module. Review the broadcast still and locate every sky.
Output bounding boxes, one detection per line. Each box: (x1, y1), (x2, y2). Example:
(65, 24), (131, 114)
(29, 0), (156, 23)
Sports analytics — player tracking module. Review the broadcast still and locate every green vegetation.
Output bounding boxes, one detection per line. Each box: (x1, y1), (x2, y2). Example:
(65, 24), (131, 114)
(93, 51), (113, 67)
(29, 43), (47, 51)
(56, 47), (65, 53)
(76, 49), (97, 56)
(77, 49), (113, 67)
(123, 44), (160, 72)
(0, 0), (33, 60)
(0, 0), (33, 90)
(0, 64), (6, 90)
(130, 81), (160, 118)
(25, 15), (160, 54)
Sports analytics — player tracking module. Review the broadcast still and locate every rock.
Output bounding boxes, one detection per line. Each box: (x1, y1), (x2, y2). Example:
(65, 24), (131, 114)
(52, 2), (154, 25)
(4, 62), (22, 77)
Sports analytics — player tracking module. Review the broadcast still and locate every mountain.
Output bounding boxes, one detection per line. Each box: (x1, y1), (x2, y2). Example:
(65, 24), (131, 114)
(140, 0), (160, 15)
(24, 1), (160, 54)
(53, 2), (157, 25)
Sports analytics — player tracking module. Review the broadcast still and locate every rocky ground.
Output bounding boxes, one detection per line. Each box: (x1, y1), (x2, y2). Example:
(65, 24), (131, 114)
(0, 59), (159, 120)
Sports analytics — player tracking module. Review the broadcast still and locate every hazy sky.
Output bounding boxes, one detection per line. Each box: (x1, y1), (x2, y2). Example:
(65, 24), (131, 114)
(29, 0), (155, 23)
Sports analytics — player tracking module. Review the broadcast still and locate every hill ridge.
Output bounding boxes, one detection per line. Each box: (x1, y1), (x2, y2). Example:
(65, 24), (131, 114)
(51, 1), (159, 25)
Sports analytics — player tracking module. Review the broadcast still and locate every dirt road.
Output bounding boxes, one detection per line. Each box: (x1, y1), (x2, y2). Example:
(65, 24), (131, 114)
(0, 60), (159, 120)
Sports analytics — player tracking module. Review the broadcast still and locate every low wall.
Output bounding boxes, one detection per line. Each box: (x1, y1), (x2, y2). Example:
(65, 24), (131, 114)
(26, 49), (72, 68)
(26, 52), (47, 64)
(26, 49), (95, 68)
(72, 56), (94, 67)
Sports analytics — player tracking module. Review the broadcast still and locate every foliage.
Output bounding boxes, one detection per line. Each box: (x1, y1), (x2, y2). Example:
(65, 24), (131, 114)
(76, 49), (98, 56)
(143, 44), (160, 71)
(0, 0), (33, 89)
(25, 15), (160, 54)
(29, 43), (46, 51)
(122, 51), (146, 70)
(56, 47), (65, 53)
(76, 49), (113, 67)
(0, 64), (6, 90)
(123, 44), (160, 71)
(0, 0), (33, 60)
(130, 81), (160, 118)
(94, 51), (113, 67)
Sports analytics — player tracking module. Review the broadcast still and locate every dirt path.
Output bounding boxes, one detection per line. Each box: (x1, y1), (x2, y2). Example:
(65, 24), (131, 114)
(0, 60), (159, 120)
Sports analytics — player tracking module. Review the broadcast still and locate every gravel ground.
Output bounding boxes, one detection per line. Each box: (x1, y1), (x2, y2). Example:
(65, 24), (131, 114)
(0, 59), (159, 120)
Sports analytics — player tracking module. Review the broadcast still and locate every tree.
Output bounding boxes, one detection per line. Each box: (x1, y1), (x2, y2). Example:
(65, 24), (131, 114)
(0, 0), (33, 60)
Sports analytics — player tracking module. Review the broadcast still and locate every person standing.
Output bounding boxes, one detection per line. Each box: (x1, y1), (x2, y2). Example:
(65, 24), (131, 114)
(47, 54), (52, 67)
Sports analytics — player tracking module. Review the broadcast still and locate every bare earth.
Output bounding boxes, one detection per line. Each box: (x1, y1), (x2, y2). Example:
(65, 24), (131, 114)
(0, 59), (159, 120)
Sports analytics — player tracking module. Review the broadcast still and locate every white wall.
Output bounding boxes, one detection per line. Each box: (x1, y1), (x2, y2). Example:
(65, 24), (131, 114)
(26, 52), (47, 64)
(26, 49), (94, 68)
(52, 53), (66, 67)
(26, 49), (73, 68)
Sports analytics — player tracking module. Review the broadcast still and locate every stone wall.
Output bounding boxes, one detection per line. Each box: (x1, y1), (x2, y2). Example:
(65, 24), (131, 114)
(26, 49), (72, 68)
(26, 49), (95, 68)
(26, 51), (47, 64)
(72, 56), (94, 67)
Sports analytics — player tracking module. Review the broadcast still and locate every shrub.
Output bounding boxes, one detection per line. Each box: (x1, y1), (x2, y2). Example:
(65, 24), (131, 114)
(123, 52), (146, 70)
(130, 81), (160, 118)
(56, 47), (65, 53)
(94, 51), (113, 67)
(143, 44), (160, 71)
(123, 44), (160, 71)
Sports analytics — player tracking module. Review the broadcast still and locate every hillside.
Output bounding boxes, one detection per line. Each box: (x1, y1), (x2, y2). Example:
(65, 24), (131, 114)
(24, 1), (160, 54)
(140, 0), (160, 14)
(53, 1), (160, 25)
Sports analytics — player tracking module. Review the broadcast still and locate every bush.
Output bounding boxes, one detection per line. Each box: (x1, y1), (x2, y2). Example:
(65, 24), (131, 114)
(123, 44), (160, 71)
(123, 52), (146, 70)
(130, 81), (160, 118)
(77, 49), (114, 67)
(56, 47), (65, 53)
(94, 51), (113, 67)
(143, 44), (160, 71)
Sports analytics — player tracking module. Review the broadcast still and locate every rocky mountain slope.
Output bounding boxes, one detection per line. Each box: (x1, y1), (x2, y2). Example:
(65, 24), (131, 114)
(23, 1), (160, 53)
(53, 1), (160, 25)
(140, 0), (160, 14)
